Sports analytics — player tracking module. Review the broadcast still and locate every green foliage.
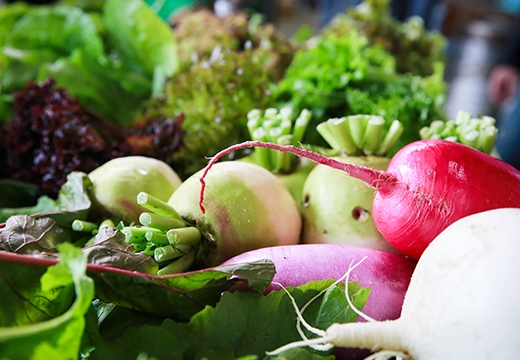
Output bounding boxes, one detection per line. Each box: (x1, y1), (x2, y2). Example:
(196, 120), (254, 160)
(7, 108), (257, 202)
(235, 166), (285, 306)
(0, 0), (178, 124)
(0, 243), (95, 360)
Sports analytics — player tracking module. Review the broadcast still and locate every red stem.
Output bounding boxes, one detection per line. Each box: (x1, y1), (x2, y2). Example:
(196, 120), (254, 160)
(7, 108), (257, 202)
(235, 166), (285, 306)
(198, 141), (398, 213)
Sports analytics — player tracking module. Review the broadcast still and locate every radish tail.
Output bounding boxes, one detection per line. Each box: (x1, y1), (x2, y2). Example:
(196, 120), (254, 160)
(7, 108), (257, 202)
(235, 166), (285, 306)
(199, 141), (397, 213)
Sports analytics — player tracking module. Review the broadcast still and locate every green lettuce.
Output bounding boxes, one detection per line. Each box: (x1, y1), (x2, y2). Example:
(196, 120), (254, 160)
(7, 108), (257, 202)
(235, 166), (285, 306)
(0, 243), (95, 360)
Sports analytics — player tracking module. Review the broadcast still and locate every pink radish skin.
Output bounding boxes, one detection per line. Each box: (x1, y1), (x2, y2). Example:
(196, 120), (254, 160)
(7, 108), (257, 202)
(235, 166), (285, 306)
(200, 140), (520, 259)
(221, 244), (416, 322)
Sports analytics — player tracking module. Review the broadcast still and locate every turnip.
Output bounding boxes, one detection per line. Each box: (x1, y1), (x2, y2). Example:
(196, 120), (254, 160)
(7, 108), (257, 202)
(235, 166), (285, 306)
(221, 244), (416, 322)
(127, 161), (301, 273)
(87, 156), (182, 224)
(301, 116), (402, 252)
(268, 208), (520, 359)
(199, 138), (520, 260)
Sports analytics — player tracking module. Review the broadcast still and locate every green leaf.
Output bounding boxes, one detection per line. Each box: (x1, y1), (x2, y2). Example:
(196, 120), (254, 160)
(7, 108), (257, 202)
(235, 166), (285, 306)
(88, 258), (275, 321)
(0, 243), (95, 360)
(89, 280), (366, 360)
(103, 0), (178, 83)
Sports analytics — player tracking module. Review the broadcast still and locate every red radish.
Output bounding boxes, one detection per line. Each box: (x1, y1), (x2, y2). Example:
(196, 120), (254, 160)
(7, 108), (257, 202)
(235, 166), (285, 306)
(200, 139), (520, 259)
(222, 244), (416, 322)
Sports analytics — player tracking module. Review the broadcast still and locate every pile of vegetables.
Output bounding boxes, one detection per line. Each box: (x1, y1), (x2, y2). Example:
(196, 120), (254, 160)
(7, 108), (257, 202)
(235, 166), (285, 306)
(2, 0), (519, 359)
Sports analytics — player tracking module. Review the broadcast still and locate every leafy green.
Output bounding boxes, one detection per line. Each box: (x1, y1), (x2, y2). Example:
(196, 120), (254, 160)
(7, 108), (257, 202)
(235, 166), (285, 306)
(88, 280), (369, 359)
(0, 243), (95, 360)
(0, 0), (179, 124)
(272, 29), (447, 149)
(0, 171), (92, 223)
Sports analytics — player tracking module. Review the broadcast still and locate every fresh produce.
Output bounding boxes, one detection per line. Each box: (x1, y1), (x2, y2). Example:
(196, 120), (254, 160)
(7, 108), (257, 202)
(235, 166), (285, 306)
(167, 161), (301, 268)
(244, 107), (316, 206)
(222, 244), (416, 322)
(301, 115), (402, 251)
(171, 8), (296, 80)
(87, 156), (182, 224)
(123, 161), (301, 273)
(0, 0), (178, 124)
(268, 208), (520, 359)
(323, 0), (446, 77)
(419, 110), (498, 154)
(271, 18), (447, 149)
(199, 139), (520, 260)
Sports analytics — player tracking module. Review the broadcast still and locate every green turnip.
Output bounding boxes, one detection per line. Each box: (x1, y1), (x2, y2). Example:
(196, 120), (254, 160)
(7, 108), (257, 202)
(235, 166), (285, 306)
(269, 208), (520, 359)
(302, 156), (394, 251)
(167, 161), (301, 267)
(301, 115), (401, 251)
(87, 156), (182, 224)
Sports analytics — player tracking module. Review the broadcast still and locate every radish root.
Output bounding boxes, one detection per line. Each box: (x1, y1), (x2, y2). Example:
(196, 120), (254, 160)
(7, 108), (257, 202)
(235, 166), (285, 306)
(199, 141), (398, 213)
(265, 256), (371, 356)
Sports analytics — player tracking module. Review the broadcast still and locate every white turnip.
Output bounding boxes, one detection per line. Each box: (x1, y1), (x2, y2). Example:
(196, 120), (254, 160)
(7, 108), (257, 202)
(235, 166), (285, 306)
(88, 156), (182, 224)
(269, 208), (520, 359)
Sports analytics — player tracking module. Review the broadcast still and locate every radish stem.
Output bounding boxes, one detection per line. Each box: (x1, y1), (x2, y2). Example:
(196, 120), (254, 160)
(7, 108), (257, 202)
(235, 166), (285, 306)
(199, 141), (398, 214)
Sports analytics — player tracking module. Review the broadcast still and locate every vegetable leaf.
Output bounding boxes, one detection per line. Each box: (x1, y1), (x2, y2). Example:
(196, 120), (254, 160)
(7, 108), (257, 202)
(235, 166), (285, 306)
(89, 280), (367, 359)
(0, 243), (95, 359)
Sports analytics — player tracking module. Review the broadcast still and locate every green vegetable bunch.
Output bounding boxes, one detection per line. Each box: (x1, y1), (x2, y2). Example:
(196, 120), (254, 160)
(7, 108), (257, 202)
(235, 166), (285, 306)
(272, 28), (447, 151)
(171, 9), (296, 81)
(0, 0), (178, 124)
(323, 0), (446, 77)
(141, 48), (276, 177)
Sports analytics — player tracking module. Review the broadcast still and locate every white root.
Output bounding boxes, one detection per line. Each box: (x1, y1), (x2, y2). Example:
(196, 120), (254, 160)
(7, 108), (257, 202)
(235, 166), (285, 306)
(266, 256), (371, 355)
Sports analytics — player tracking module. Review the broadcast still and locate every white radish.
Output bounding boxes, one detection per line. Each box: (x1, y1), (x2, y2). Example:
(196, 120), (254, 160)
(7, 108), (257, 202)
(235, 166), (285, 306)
(270, 208), (520, 359)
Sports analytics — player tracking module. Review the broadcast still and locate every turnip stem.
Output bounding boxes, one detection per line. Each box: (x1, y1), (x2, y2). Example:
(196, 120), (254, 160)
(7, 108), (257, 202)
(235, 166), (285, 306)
(362, 116), (385, 155)
(377, 120), (404, 156)
(157, 250), (196, 275)
(71, 220), (98, 234)
(251, 128), (272, 169)
(122, 226), (156, 243)
(136, 192), (184, 222)
(199, 141), (397, 214)
(145, 230), (170, 246)
(317, 117), (358, 154)
(292, 109), (311, 144)
(139, 212), (186, 231)
(154, 244), (192, 263)
(166, 227), (201, 246)
(347, 115), (368, 148)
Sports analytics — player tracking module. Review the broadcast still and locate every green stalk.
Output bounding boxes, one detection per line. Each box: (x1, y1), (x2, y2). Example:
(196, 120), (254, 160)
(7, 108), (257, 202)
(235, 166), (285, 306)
(273, 134), (294, 173)
(361, 116), (385, 155)
(157, 250), (196, 276)
(71, 220), (98, 234)
(136, 192), (185, 222)
(346, 115), (369, 148)
(145, 230), (170, 246)
(292, 109), (311, 144)
(166, 227), (202, 246)
(154, 244), (192, 263)
(478, 127), (498, 154)
(139, 212), (186, 231)
(122, 226), (155, 244)
(376, 120), (404, 156)
(251, 127), (272, 169)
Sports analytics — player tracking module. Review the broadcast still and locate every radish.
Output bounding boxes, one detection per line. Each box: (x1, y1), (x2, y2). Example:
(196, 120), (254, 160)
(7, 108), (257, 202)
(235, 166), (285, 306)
(87, 156), (182, 224)
(221, 244), (416, 322)
(199, 139), (520, 259)
(268, 208), (520, 359)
